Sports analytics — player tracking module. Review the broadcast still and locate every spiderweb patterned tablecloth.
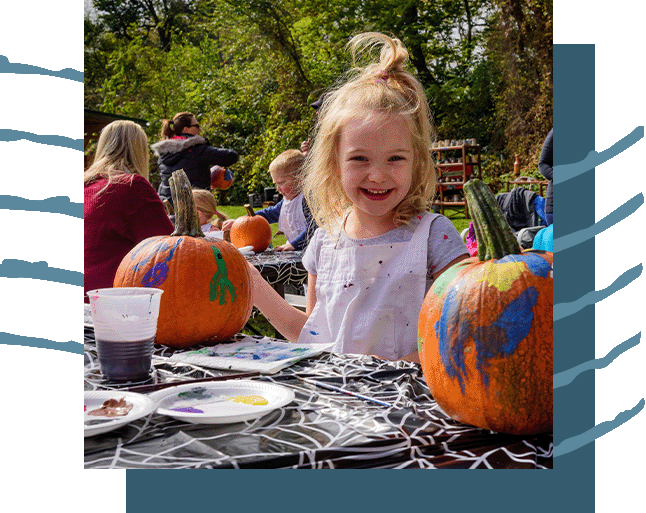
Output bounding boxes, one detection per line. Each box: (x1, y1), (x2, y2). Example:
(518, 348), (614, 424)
(246, 250), (308, 290)
(84, 329), (552, 469)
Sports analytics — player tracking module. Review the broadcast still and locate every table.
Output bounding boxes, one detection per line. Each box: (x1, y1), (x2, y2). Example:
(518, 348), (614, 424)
(506, 177), (549, 197)
(246, 250), (307, 298)
(84, 329), (553, 469)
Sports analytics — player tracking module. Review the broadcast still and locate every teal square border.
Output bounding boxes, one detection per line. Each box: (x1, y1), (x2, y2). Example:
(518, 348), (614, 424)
(126, 44), (593, 512)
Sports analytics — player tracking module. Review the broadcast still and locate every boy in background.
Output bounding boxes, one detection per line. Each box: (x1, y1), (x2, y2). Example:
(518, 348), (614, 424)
(222, 149), (316, 251)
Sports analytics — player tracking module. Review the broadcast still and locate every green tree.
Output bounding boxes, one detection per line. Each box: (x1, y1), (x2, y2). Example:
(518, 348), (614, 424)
(85, 0), (552, 201)
(93, 0), (195, 50)
(486, 0), (553, 172)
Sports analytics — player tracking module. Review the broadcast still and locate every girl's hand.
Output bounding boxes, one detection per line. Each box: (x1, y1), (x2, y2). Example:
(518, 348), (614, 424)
(221, 219), (235, 231)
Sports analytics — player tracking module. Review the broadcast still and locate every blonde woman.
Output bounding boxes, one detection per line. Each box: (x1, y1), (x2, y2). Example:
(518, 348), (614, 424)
(248, 33), (468, 362)
(84, 120), (173, 299)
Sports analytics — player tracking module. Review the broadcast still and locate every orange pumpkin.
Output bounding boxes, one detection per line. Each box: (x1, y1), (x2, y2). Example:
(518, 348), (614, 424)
(418, 179), (553, 435)
(230, 204), (272, 253)
(114, 169), (253, 348)
(210, 165), (234, 190)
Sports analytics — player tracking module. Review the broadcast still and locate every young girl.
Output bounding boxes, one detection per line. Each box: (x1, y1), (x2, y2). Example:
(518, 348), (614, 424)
(192, 188), (228, 232)
(249, 32), (468, 363)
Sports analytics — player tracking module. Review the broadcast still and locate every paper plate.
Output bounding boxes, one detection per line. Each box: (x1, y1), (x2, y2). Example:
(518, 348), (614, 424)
(151, 380), (295, 424)
(236, 245), (255, 256)
(84, 390), (157, 437)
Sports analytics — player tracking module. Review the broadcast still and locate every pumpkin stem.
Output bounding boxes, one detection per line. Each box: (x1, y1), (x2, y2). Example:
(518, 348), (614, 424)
(169, 169), (205, 238)
(463, 179), (521, 260)
(244, 204), (255, 217)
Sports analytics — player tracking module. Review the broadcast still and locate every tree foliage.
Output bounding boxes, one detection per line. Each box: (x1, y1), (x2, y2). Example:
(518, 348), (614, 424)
(85, 0), (552, 202)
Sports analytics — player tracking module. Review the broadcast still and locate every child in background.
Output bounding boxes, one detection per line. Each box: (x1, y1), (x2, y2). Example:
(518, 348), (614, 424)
(222, 149), (317, 251)
(248, 32), (469, 362)
(192, 189), (228, 232)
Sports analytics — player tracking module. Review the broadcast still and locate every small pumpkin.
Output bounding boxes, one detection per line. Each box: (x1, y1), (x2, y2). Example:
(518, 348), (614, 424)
(114, 169), (253, 348)
(210, 165), (234, 190)
(230, 204), (272, 253)
(418, 179), (553, 435)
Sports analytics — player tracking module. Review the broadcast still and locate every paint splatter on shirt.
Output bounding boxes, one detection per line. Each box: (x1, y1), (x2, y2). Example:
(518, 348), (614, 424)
(303, 213), (468, 294)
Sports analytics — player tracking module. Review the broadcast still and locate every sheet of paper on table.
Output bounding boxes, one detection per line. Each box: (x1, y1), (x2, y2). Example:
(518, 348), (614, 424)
(169, 336), (334, 374)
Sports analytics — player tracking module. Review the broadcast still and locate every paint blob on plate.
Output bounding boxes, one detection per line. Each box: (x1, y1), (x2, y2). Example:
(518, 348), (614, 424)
(230, 395), (268, 405)
(87, 397), (133, 417)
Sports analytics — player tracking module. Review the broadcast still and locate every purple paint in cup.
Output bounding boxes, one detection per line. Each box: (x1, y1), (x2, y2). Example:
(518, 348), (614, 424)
(86, 287), (163, 382)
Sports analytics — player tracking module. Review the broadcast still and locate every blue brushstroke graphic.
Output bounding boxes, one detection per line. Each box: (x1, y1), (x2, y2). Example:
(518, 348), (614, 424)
(0, 259), (83, 287)
(554, 264), (642, 321)
(553, 399), (644, 457)
(554, 193), (643, 252)
(0, 195), (83, 218)
(553, 333), (641, 388)
(554, 126), (643, 184)
(0, 332), (82, 355)
(0, 129), (83, 151)
(0, 55), (83, 82)
(552, 126), (645, 460)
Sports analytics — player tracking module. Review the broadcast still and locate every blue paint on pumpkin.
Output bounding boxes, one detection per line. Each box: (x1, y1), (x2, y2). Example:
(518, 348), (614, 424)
(434, 283), (540, 393)
(140, 238), (183, 288)
(472, 287), (539, 386)
(500, 253), (552, 278)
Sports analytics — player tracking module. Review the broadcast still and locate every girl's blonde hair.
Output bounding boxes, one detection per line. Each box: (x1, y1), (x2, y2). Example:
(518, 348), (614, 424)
(192, 188), (218, 219)
(303, 32), (436, 230)
(192, 188), (228, 229)
(84, 120), (150, 191)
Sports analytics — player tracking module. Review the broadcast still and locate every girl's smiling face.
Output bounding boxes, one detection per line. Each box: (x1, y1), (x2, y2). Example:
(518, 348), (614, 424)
(338, 114), (413, 235)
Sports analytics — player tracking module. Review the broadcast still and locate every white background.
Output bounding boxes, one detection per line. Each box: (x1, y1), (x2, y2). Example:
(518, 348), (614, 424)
(0, 1), (639, 511)
(554, 1), (645, 510)
(0, 1), (124, 511)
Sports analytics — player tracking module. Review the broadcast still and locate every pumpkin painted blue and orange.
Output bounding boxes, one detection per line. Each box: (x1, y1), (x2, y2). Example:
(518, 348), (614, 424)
(418, 179), (553, 435)
(210, 165), (234, 190)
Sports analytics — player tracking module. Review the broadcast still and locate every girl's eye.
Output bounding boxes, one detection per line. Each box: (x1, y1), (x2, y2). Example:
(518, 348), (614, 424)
(350, 156), (367, 162)
(390, 156), (405, 162)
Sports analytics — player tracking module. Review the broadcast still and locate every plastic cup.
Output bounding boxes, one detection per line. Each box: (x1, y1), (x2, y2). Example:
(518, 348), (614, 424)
(86, 287), (163, 382)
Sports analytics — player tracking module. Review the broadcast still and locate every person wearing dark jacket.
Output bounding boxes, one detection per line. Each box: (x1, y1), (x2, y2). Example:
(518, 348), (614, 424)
(151, 112), (239, 201)
(538, 128), (553, 225)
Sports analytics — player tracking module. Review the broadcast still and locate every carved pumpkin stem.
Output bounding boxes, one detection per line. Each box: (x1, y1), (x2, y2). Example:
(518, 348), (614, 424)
(463, 179), (521, 261)
(169, 169), (205, 238)
(244, 204), (255, 217)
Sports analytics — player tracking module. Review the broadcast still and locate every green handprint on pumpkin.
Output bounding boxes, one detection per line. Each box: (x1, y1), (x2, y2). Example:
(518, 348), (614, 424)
(210, 247), (237, 305)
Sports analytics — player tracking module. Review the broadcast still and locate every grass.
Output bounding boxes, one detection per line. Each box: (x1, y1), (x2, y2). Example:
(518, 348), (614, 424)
(217, 205), (287, 247)
(440, 207), (471, 235)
